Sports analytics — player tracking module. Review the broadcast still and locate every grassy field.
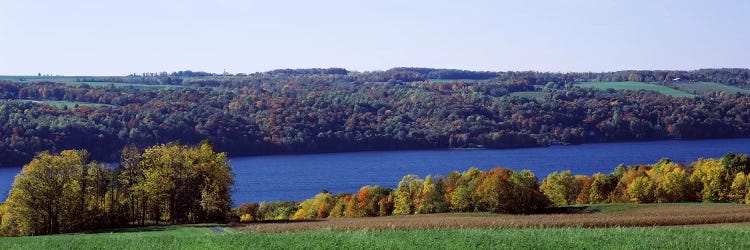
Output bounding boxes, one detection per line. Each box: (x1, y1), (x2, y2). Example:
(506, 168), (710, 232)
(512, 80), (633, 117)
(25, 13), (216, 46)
(3, 203), (749, 249)
(508, 91), (546, 100)
(0, 75), (181, 88)
(576, 81), (694, 97)
(673, 81), (750, 95)
(2, 223), (749, 249)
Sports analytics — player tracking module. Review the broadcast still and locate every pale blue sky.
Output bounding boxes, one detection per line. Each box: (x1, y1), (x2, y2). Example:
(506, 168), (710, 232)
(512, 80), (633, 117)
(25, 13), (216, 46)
(1, 0), (748, 75)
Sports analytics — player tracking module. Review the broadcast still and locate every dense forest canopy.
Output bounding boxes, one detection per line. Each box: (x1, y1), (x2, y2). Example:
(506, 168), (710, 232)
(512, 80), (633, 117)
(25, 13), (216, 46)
(0, 68), (749, 166)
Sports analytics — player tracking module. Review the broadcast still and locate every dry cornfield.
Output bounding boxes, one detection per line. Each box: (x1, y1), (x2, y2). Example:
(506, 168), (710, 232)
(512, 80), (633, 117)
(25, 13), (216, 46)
(236, 203), (750, 233)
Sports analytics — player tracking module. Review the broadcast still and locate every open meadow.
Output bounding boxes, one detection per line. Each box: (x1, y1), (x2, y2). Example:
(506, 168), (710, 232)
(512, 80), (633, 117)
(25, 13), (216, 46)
(0, 75), (181, 88)
(575, 81), (695, 97)
(3, 203), (749, 249)
(673, 81), (750, 95)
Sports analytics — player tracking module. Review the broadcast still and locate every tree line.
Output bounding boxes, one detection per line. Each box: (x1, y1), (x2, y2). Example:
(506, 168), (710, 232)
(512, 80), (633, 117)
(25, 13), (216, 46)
(0, 142), (233, 236)
(234, 153), (750, 222)
(540, 153), (750, 205)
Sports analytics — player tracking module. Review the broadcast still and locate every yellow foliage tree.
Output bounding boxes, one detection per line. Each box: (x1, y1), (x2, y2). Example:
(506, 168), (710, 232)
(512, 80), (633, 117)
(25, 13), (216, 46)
(728, 173), (748, 203)
(690, 158), (730, 202)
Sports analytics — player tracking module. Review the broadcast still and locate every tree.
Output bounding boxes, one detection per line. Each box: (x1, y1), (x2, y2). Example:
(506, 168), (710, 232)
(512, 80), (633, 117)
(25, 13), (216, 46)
(420, 175), (447, 213)
(393, 175), (424, 215)
(236, 203), (259, 222)
(722, 153), (750, 175)
(475, 168), (549, 214)
(728, 173), (748, 203)
(0, 150), (109, 236)
(575, 176), (592, 204)
(118, 146), (146, 225)
(540, 171), (579, 206)
(450, 168), (481, 212)
(588, 173), (614, 203)
(690, 158), (730, 202)
(136, 142), (233, 224)
(655, 167), (692, 203)
(292, 192), (336, 220)
(627, 176), (654, 203)
(329, 194), (351, 218)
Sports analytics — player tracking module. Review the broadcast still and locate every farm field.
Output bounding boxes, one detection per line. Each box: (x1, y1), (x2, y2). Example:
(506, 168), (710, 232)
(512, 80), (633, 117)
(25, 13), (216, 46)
(673, 81), (750, 95)
(575, 81), (694, 97)
(3, 203), (750, 249)
(0, 75), (181, 88)
(239, 203), (750, 232)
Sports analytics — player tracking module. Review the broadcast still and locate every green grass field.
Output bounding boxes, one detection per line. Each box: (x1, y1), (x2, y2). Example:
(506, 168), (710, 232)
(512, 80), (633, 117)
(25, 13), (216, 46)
(576, 81), (694, 97)
(2, 224), (749, 249)
(0, 76), (181, 88)
(509, 91), (546, 100)
(673, 82), (750, 95)
(3, 203), (749, 249)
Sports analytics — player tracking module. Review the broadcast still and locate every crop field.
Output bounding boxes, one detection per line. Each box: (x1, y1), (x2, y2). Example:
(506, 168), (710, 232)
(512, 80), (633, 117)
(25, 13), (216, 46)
(508, 91), (546, 100)
(673, 81), (750, 95)
(575, 81), (694, 97)
(3, 203), (750, 249)
(239, 203), (750, 232)
(0, 76), (181, 88)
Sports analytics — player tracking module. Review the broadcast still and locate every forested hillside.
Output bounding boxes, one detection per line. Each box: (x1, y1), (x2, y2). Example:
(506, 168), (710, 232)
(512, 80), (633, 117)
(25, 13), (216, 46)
(0, 68), (749, 166)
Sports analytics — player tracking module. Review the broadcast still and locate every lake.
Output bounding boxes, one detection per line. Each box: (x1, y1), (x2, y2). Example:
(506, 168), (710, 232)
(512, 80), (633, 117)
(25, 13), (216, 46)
(1, 138), (749, 204)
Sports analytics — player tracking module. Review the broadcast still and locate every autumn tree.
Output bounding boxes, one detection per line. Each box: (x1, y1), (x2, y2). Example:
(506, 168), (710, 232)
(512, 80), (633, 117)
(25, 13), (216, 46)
(420, 175), (447, 213)
(728, 173), (748, 203)
(450, 168), (482, 212)
(0, 150), (110, 236)
(476, 168), (549, 214)
(588, 173), (615, 203)
(292, 192), (336, 220)
(690, 158), (730, 202)
(136, 142), (234, 223)
(574, 175), (592, 204)
(329, 194), (352, 218)
(540, 171), (581, 206)
(393, 175), (424, 215)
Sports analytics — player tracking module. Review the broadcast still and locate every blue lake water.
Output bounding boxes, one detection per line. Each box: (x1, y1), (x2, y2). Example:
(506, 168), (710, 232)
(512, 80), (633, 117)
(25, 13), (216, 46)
(1, 138), (749, 204)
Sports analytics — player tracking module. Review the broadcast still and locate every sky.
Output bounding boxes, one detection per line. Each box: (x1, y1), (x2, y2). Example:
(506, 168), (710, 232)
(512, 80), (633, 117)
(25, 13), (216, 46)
(0, 0), (749, 75)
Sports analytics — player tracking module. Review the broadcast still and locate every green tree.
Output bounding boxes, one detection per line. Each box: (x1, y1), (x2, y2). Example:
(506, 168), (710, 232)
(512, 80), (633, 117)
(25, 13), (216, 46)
(541, 171), (577, 206)
(450, 168), (481, 212)
(135, 142), (233, 224)
(589, 173), (613, 203)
